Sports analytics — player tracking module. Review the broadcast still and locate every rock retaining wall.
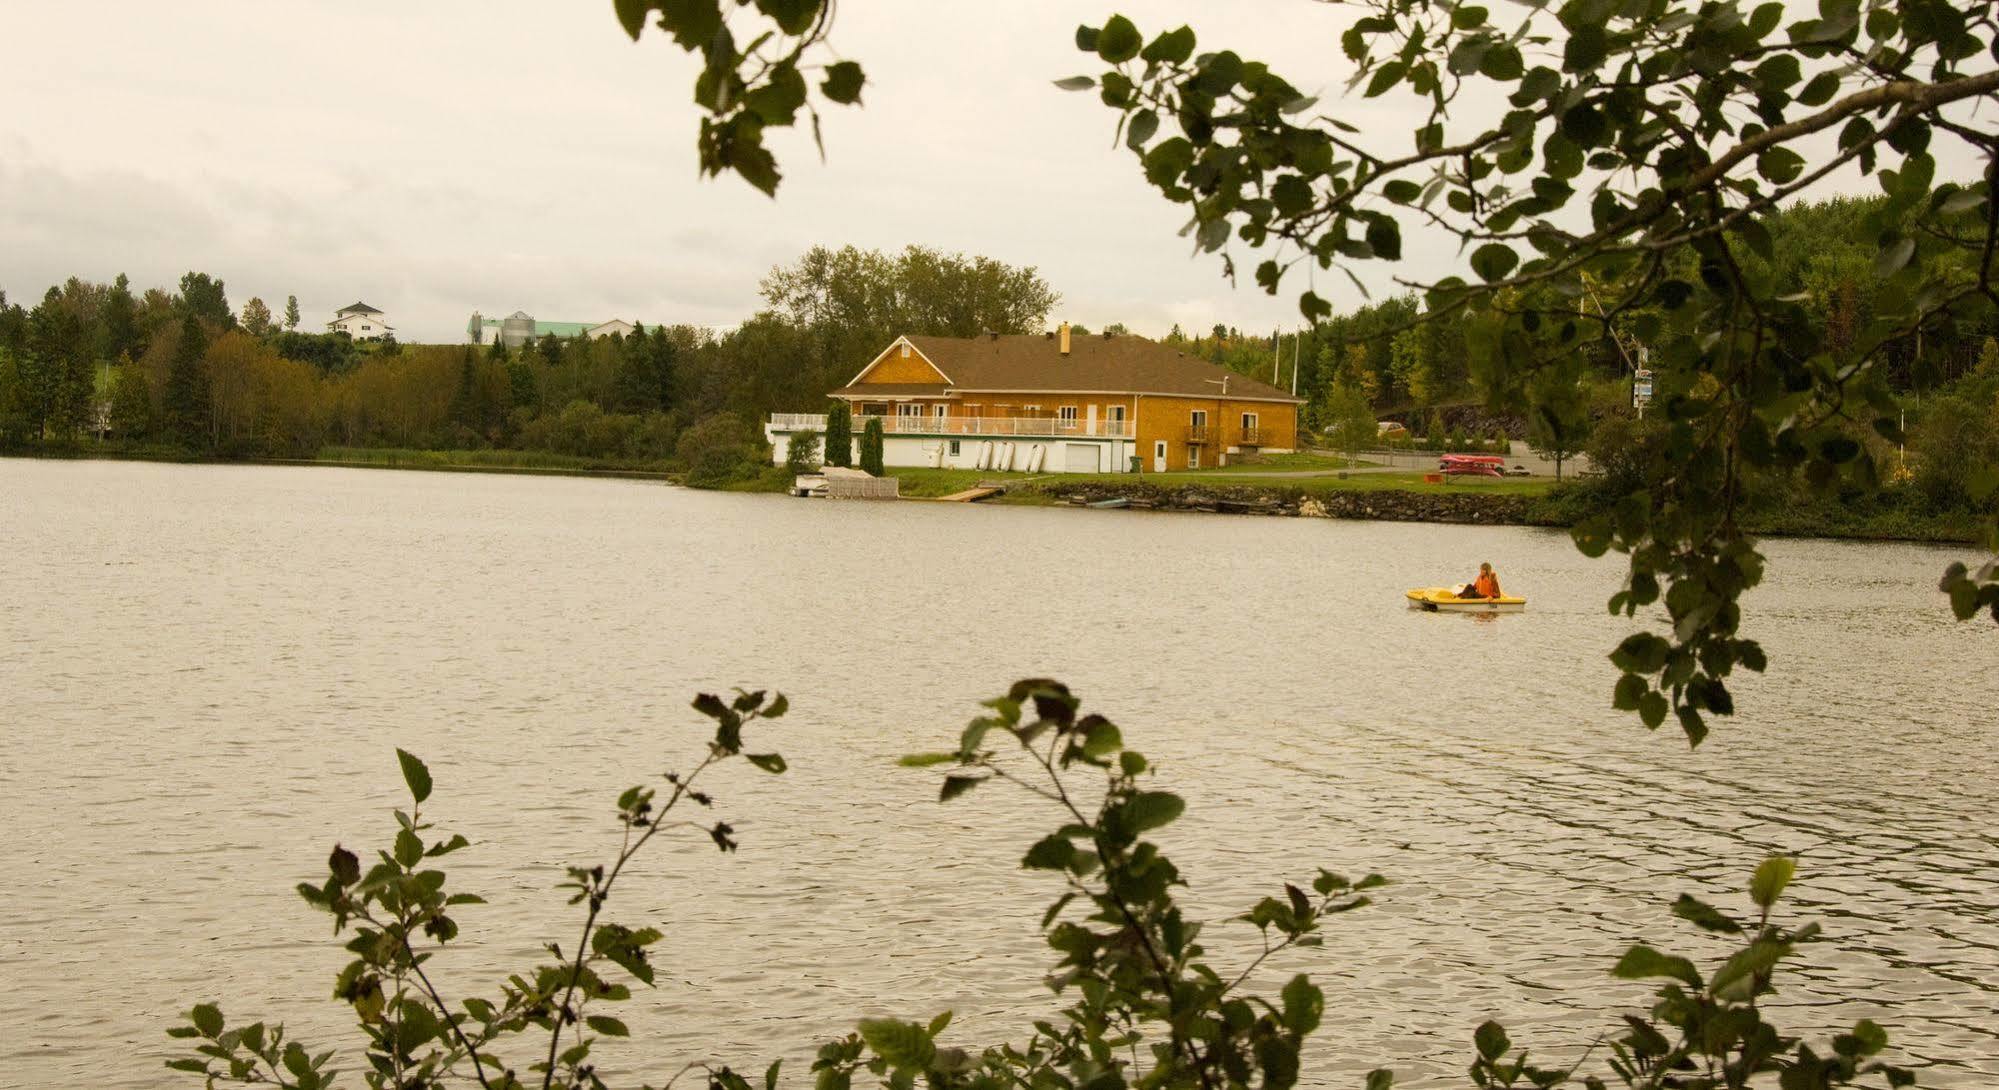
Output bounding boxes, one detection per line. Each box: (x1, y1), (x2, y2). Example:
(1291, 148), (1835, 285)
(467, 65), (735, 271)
(1026, 480), (1553, 526)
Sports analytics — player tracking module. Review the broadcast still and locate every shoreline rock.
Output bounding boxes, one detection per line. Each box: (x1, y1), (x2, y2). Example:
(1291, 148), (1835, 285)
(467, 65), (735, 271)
(1028, 480), (1555, 527)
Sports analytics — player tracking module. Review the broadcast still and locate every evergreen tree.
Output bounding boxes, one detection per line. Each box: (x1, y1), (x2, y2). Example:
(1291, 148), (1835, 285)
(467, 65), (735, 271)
(859, 415), (885, 476)
(649, 327), (676, 412)
(284, 295), (301, 332)
(609, 329), (660, 413)
(449, 348), (483, 431)
(506, 350), (538, 413)
(824, 403), (853, 467)
(102, 273), (140, 362)
(162, 313), (212, 449)
(27, 287), (91, 440)
(486, 335), (508, 362)
(539, 332), (563, 368)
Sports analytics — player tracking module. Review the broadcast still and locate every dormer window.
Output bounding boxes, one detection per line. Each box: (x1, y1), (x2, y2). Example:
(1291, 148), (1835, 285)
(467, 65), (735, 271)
(900, 343), (910, 358)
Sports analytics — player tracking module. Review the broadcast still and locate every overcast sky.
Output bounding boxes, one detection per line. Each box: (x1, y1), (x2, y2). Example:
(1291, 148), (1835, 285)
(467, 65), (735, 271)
(1, 2), (1979, 343)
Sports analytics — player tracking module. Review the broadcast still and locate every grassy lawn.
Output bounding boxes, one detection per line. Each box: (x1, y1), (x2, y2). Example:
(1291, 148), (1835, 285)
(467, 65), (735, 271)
(1208, 451), (1378, 472)
(313, 446), (672, 475)
(888, 469), (1042, 498)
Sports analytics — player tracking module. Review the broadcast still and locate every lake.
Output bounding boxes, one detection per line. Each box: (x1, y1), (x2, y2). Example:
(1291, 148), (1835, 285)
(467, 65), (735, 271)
(2, 458), (1993, 1088)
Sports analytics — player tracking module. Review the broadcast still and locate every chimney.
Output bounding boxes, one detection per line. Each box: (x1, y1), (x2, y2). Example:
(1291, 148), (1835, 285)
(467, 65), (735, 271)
(1059, 322), (1071, 356)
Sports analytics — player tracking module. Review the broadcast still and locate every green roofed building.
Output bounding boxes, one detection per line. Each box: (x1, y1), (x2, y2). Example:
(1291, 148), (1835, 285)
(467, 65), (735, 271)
(468, 311), (641, 349)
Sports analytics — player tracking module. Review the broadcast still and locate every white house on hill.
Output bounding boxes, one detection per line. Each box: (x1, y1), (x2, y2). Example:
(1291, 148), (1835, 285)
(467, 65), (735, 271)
(329, 302), (393, 341)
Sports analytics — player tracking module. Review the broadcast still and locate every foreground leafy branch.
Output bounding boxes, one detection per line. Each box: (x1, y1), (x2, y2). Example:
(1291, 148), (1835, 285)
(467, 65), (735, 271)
(167, 688), (789, 1090)
(171, 681), (1925, 1089)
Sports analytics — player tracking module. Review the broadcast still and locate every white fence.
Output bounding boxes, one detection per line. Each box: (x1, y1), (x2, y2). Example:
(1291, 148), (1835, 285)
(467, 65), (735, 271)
(769, 412), (1131, 439)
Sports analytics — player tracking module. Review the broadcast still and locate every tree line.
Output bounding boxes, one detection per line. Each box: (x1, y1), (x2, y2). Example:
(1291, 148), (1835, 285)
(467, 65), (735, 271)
(0, 245), (1059, 482)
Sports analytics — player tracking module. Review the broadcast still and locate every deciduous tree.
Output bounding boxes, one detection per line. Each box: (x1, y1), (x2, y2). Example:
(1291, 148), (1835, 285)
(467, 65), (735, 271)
(177, 272), (233, 330)
(240, 297), (274, 338)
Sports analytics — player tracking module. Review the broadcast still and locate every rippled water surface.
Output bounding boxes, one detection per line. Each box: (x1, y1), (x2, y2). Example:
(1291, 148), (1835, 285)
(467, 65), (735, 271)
(2, 459), (1993, 1089)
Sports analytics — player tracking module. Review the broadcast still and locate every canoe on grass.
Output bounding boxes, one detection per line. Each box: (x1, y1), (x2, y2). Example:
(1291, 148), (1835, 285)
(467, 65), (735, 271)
(1405, 586), (1527, 612)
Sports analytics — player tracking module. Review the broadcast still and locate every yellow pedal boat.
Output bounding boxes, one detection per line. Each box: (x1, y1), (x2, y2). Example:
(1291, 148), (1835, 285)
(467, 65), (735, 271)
(1406, 586), (1527, 613)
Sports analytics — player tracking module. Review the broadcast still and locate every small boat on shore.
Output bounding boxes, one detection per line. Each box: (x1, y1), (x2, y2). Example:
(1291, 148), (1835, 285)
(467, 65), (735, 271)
(1087, 497), (1130, 509)
(1406, 586), (1526, 613)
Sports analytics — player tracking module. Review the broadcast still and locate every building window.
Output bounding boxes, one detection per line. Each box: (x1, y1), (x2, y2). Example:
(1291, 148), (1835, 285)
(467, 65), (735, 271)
(1058, 406), (1079, 425)
(1241, 412), (1258, 431)
(900, 343), (910, 358)
(362, 325), (372, 332)
(1109, 405), (1127, 423)
(934, 404), (948, 419)
(949, 440), (961, 455)
(1188, 446), (1200, 469)
(1190, 410), (1208, 428)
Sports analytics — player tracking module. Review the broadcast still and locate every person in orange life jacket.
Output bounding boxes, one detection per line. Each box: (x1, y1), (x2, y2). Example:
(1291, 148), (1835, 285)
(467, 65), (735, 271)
(1458, 562), (1502, 599)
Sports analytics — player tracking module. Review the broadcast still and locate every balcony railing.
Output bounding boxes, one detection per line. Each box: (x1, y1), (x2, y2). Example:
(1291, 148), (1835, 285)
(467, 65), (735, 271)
(1238, 427), (1267, 446)
(769, 412), (1132, 439)
(1186, 425), (1214, 443)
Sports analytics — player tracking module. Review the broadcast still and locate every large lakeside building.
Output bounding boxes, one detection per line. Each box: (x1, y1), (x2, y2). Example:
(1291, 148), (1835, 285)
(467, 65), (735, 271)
(764, 325), (1303, 474)
(467, 311), (639, 349)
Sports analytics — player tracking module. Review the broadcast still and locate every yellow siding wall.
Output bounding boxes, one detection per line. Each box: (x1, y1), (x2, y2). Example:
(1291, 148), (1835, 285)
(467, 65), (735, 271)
(857, 345), (947, 384)
(1133, 395), (1298, 470)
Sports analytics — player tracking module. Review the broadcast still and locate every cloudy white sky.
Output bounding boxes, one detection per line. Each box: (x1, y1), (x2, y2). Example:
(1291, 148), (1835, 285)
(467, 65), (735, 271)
(2, 2), (1379, 342)
(0, 2), (1977, 343)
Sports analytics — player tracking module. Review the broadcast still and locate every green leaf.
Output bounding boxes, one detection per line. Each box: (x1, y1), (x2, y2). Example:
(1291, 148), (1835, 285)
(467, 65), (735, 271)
(858, 1018), (937, 1071)
(820, 61), (866, 106)
(1750, 855), (1796, 908)
(1474, 1020), (1510, 1062)
(1563, 25), (1607, 71)
(1638, 691), (1668, 729)
(1873, 236), (1916, 277)
(1281, 974), (1323, 1035)
(897, 752), (958, 767)
(190, 1003), (224, 1039)
(1096, 15), (1142, 63)
(394, 827), (423, 868)
(1797, 70), (1840, 105)
(1611, 945), (1702, 987)
(1125, 109), (1159, 151)
(329, 845), (360, 886)
(746, 753), (788, 774)
(1365, 1070), (1395, 1090)
(940, 775), (982, 802)
(1757, 147), (1805, 184)
(1052, 75), (1096, 91)
(1022, 834), (1076, 870)
(1140, 25), (1196, 65)
(396, 749), (433, 805)
(166, 1059), (210, 1073)
(1470, 243), (1518, 282)
(1123, 790), (1185, 833)
(614, 0), (652, 40)
(1080, 719), (1122, 758)
(586, 1015), (630, 1037)
(1671, 893), (1743, 933)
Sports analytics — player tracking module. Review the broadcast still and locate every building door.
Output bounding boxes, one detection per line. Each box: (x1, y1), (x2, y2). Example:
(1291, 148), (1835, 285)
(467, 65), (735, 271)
(1108, 404), (1126, 434)
(1153, 440), (1167, 473)
(1085, 404), (1098, 435)
(1064, 444), (1101, 473)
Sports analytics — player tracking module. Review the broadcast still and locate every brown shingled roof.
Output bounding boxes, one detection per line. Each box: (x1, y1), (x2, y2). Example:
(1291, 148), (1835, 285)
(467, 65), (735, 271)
(839, 334), (1303, 403)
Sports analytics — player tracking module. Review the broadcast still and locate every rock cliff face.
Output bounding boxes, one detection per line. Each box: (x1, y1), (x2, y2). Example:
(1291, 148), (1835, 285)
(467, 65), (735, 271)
(1030, 480), (1554, 526)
